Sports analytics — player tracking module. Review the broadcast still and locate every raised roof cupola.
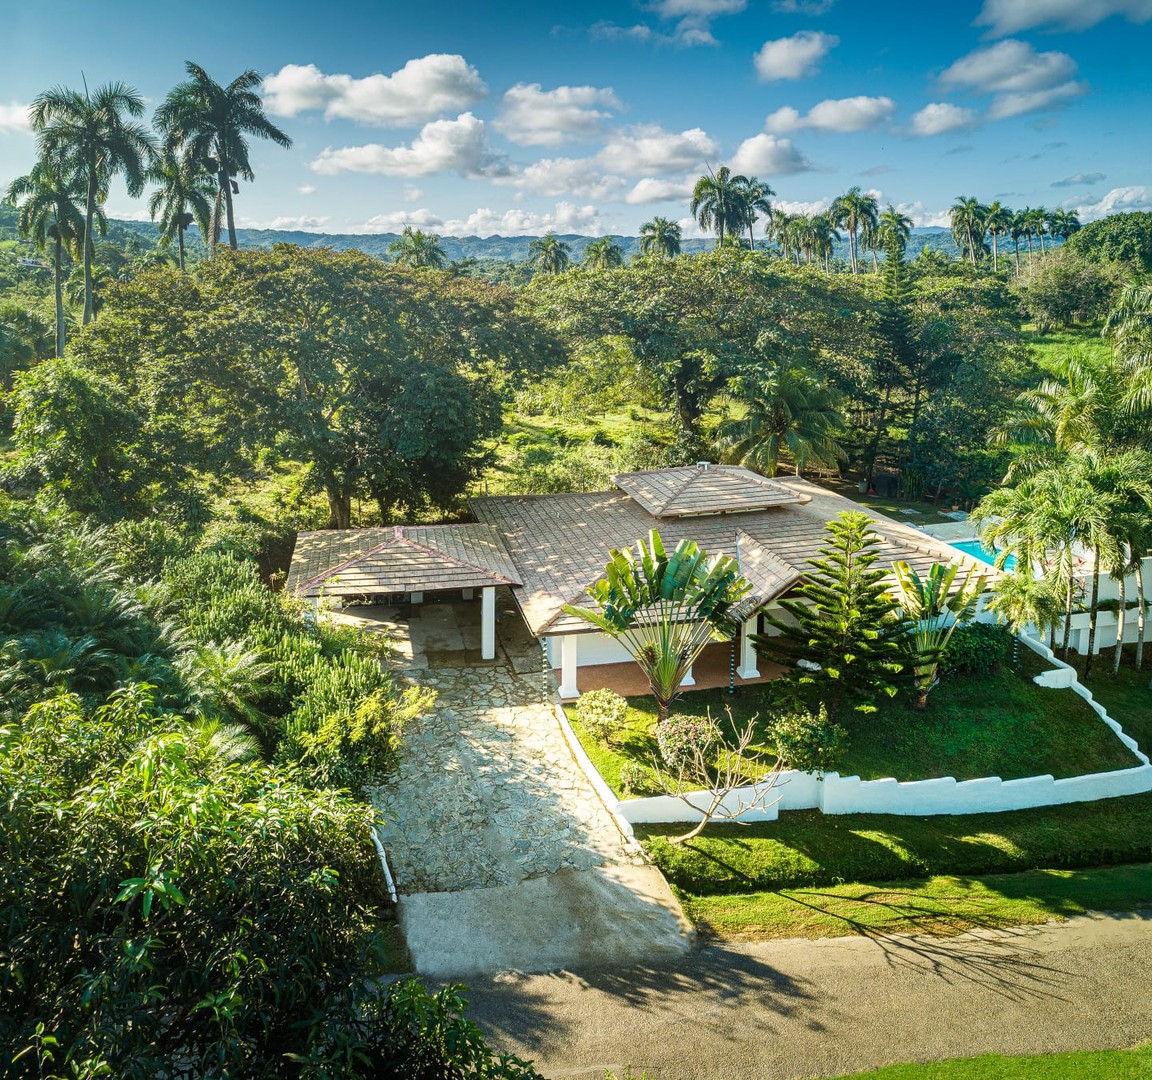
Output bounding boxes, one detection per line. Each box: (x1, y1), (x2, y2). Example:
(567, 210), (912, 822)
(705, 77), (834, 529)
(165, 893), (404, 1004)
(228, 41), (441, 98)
(611, 464), (810, 518)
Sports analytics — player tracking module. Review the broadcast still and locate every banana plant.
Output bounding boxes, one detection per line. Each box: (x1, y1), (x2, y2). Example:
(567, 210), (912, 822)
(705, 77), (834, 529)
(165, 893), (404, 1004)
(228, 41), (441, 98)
(892, 560), (987, 710)
(564, 530), (751, 722)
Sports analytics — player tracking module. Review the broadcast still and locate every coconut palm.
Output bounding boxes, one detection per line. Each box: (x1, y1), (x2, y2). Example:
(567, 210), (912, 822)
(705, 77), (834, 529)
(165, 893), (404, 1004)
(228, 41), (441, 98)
(984, 200), (1012, 273)
(949, 196), (987, 267)
(155, 63), (292, 253)
(527, 232), (572, 274)
(581, 237), (625, 269)
(5, 159), (86, 356)
(563, 531), (750, 723)
(830, 186), (879, 275)
(737, 175), (775, 250)
(716, 367), (846, 477)
(638, 217), (681, 258)
(147, 149), (214, 271)
(690, 165), (749, 247)
(30, 82), (155, 324)
(387, 226), (448, 269)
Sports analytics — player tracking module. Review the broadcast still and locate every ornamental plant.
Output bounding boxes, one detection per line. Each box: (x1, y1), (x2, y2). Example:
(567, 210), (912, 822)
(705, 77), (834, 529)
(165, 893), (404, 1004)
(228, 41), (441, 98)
(770, 703), (848, 774)
(574, 688), (629, 746)
(656, 713), (721, 773)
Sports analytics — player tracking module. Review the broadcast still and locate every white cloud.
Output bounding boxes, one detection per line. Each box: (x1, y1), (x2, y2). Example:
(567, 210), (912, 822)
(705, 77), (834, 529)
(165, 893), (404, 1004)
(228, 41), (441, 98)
(297, 184), (317, 195)
(771, 0), (835, 11)
(773, 196), (833, 216)
(766, 95), (895, 133)
(939, 40), (1086, 119)
(624, 176), (696, 204)
(0, 102), (31, 134)
(495, 83), (622, 146)
(509, 157), (629, 199)
(249, 215), (332, 231)
(754, 31), (839, 81)
(908, 102), (977, 136)
(361, 208), (446, 232)
(439, 202), (605, 237)
(589, 0), (743, 48)
(1068, 185), (1152, 221)
(975, 0), (1152, 36)
(1051, 172), (1107, 187)
(730, 133), (813, 175)
(263, 56), (486, 125)
(402, 185), (423, 202)
(892, 200), (951, 227)
(310, 113), (509, 178)
(597, 124), (719, 174)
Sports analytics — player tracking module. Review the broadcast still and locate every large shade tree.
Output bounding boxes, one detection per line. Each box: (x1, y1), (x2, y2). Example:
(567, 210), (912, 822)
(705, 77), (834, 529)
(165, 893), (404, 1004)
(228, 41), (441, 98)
(155, 63), (292, 252)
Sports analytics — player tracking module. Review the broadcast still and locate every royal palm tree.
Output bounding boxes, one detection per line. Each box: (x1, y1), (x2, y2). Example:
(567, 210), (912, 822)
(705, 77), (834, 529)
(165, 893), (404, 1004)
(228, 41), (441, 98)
(766, 211), (797, 262)
(387, 226), (448, 269)
(1028, 206), (1049, 255)
(638, 217), (681, 258)
(716, 367), (846, 477)
(876, 203), (913, 258)
(690, 165), (749, 247)
(811, 213), (841, 272)
(147, 149), (213, 271)
(527, 232), (571, 274)
(1048, 207), (1082, 244)
(949, 196), (987, 267)
(155, 63), (292, 253)
(737, 175), (775, 250)
(30, 81), (155, 324)
(581, 237), (625, 269)
(830, 186), (879, 275)
(984, 200), (1012, 273)
(6, 159), (85, 356)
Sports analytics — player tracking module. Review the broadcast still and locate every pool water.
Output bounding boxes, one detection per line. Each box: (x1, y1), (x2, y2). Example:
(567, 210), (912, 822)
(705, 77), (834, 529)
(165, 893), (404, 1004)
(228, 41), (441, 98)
(949, 539), (1017, 571)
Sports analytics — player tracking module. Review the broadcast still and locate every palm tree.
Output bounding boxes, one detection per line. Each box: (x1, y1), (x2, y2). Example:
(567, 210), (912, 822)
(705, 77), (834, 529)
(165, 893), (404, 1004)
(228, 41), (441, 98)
(1028, 206), (1049, 255)
(985, 569), (1065, 664)
(716, 367), (846, 477)
(5, 160), (85, 356)
(1048, 208), (1082, 244)
(638, 217), (681, 258)
(581, 237), (625, 269)
(30, 82), (155, 324)
(766, 211), (797, 262)
(527, 232), (571, 274)
(949, 196), (987, 267)
(984, 201), (1012, 273)
(737, 176), (775, 250)
(811, 213), (841, 272)
(876, 203), (912, 259)
(1010, 210), (1028, 273)
(155, 63), (292, 252)
(830, 186), (879, 275)
(387, 226), (448, 269)
(690, 165), (749, 247)
(147, 149), (213, 271)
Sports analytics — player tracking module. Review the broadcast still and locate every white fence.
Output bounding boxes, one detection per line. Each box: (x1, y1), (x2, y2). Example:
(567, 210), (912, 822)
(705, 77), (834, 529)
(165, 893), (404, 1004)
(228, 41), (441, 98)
(609, 635), (1152, 823)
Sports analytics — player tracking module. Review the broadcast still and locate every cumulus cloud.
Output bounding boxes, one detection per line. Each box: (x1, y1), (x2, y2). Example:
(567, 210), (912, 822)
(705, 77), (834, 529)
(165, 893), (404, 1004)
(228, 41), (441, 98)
(361, 208), (447, 232)
(495, 83), (622, 146)
(310, 113), (509, 178)
(772, 196), (833, 216)
(939, 40), (1086, 120)
(766, 95), (895, 133)
(730, 133), (813, 175)
(247, 215), (331, 231)
(1067, 185), (1152, 221)
(0, 102), (31, 134)
(597, 124), (718, 174)
(263, 56), (486, 125)
(754, 31), (838, 80)
(442, 201), (605, 237)
(624, 176), (696, 204)
(772, 0), (835, 11)
(297, 184), (317, 195)
(893, 200), (951, 227)
(975, 0), (1152, 36)
(909, 102), (977, 136)
(651, 0), (745, 15)
(1052, 172), (1106, 187)
(590, 0), (744, 47)
(509, 157), (629, 199)
(402, 185), (423, 202)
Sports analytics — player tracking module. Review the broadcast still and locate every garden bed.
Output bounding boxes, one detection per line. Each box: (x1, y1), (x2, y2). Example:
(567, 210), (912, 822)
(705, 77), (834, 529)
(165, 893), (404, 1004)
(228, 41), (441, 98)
(569, 648), (1140, 800)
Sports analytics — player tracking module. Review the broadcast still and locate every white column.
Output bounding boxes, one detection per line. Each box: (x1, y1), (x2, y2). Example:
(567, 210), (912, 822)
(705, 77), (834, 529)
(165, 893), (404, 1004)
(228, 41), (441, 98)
(737, 617), (760, 680)
(481, 585), (496, 660)
(680, 665), (695, 687)
(558, 634), (579, 698)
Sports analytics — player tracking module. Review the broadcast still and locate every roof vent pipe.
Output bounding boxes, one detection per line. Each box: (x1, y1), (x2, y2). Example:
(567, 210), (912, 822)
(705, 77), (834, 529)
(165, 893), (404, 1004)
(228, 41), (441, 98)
(697, 461), (710, 470)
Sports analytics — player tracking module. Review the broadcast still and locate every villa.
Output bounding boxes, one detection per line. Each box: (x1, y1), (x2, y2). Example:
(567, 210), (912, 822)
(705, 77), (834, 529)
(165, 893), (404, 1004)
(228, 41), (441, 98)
(286, 464), (989, 697)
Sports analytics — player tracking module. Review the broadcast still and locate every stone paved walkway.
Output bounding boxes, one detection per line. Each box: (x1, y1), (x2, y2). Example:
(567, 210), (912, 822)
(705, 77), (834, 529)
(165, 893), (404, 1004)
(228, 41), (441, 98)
(369, 663), (633, 894)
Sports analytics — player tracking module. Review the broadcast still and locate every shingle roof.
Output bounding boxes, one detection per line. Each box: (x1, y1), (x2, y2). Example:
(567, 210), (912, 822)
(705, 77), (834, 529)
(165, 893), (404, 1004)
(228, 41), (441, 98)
(286, 524), (521, 598)
(731, 531), (804, 621)
(612, 464), (808, 517)
(470, 478), (992, 637)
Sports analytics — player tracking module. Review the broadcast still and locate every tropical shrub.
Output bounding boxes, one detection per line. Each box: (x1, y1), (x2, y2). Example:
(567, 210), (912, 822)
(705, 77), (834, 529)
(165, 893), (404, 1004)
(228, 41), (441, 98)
(620, 760), (652, 796)
(770, 704), (849, 773)
(656, 713), (721, 772)
(943, 622), (1010, 675)
(575, 687), (629, 745)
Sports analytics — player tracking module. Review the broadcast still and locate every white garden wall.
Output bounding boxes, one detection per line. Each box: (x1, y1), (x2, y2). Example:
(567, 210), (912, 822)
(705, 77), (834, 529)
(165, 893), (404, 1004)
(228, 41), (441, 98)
(608, 635), (1152, 824)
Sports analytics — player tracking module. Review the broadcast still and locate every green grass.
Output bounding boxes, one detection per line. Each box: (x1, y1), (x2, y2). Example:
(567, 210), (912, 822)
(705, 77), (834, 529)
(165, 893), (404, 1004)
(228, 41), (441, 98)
(638, 791), (1152, 896)
(1024, 324), (1113, 377)
(813, 477), (956, 525)
(574, 650), (1139, 800)
(1074, 648), (1152, 753)
(826, 1042), (1152, 1079)
(680, 864), (1152, 942)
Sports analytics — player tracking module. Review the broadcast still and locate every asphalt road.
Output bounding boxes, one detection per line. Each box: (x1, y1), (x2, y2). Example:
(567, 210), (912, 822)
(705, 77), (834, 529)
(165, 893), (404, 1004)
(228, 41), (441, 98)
(463, 913), (1152, 1080)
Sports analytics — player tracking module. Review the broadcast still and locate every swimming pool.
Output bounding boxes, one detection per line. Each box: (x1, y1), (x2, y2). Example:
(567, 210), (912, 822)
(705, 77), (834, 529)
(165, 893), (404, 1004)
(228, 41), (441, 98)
(948, 539), (1017, 571)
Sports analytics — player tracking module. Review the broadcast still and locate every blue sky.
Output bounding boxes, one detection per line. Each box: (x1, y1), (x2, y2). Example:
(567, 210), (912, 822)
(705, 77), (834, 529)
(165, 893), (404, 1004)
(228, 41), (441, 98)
(2, 0), (1150, 236)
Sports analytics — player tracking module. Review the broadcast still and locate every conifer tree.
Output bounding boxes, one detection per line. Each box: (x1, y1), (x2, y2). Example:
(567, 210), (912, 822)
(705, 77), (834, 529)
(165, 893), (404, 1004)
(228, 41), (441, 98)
(754, 511), (906, 718)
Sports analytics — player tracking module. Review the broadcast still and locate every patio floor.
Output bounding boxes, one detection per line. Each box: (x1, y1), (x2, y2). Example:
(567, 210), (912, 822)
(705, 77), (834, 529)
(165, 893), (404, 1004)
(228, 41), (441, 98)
(554, 640), (786, 701)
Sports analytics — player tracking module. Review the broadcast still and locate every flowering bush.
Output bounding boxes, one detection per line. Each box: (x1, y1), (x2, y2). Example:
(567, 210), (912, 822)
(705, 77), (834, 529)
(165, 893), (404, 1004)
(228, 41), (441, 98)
(575, 688), (629, 745)
(771, 704), (848, 773)
(656, 713), (721, 773)
(620, 761), (651, 796)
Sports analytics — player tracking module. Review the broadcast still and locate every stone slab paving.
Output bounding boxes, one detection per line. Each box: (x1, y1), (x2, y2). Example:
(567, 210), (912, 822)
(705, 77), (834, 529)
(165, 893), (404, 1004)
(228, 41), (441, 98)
(369, 663), (634, 894)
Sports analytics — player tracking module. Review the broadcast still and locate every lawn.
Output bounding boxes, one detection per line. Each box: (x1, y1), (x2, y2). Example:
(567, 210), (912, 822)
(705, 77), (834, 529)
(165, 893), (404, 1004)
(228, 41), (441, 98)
(572, 647), (1139, 800)
(1073, 647), (1152, 752)
(1024, 324), (1113, 378)
(826, 1042), (1152, 1079)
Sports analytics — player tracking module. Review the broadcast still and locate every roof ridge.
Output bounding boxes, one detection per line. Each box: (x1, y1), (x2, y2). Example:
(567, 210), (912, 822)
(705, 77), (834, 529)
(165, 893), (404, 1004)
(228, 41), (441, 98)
(297, 534), (400, 593)
(401, 531), (520, 586)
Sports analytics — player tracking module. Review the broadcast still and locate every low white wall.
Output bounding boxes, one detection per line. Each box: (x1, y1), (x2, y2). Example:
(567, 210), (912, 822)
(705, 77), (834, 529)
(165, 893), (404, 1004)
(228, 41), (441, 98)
(610, 635), (1152, 823)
